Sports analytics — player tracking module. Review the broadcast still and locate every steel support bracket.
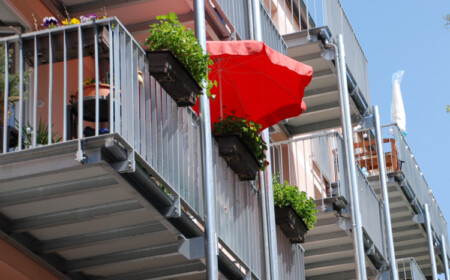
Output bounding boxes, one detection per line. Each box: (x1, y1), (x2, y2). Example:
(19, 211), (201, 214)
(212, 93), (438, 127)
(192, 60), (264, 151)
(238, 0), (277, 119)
(164, 196), (181, 218)
(178, 236), (205, 260)
(105, 138), (135, 173)
(337, 216), (352, 230)
(366, 244), (376, 255)
(413, 214), (424, 224)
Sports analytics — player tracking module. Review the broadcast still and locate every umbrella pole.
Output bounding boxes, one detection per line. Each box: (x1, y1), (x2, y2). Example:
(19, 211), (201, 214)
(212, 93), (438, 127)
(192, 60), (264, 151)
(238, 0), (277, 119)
(195, 1), (218, 279)
(252, 0), (279, 279)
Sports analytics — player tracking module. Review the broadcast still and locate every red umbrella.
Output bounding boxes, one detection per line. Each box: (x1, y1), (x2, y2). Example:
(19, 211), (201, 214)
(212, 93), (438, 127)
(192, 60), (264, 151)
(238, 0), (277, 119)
(194, 40), (313, 130)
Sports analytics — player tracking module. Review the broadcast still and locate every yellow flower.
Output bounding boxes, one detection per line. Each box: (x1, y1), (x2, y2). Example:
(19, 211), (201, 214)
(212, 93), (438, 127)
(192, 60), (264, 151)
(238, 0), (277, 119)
(62, 19), (69, 25)
(71, 18), (80, 24)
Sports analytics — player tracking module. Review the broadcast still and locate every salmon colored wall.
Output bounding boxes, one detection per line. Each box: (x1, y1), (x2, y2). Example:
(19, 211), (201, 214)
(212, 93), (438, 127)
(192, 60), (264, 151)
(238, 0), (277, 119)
(36, 57), (96, 137)
(0, 237), (60, 280)
(6, 0), (56, 30)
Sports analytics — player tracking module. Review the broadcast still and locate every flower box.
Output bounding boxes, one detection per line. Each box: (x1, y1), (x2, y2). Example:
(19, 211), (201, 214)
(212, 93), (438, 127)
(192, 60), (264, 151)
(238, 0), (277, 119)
(22, 25), (110, 66)
(275, 206), (308, 243)
(147, 50), (201, 107)
(215, 134), (261, 181)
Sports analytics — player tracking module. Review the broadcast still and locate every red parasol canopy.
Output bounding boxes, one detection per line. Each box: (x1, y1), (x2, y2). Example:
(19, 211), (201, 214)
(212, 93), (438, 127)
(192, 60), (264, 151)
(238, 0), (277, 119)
(194, 40), (313, 130)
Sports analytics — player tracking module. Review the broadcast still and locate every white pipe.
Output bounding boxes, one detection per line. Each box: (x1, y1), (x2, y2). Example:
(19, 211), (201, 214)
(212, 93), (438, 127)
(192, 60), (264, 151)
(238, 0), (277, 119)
(373, 105), (399, 280)
(441, 234), (450, 280)
(425, 203), (438, 280)
(336, 34), (367, 280)
(194, 1), (218, 279)
(252, 0), (279, 279)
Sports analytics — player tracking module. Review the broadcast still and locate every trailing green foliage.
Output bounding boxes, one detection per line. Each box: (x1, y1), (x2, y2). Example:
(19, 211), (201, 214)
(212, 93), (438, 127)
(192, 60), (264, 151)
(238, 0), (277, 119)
(145, 12), (216, 98)
(213, 113), (268, 170)
(273, 176), (317, 229)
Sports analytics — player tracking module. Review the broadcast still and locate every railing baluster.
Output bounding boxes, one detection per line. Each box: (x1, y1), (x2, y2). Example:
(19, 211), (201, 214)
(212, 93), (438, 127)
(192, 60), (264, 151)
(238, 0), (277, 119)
(77, 26), (84, 140)
(18, 37), (24, 150)
(94, 22), (99, 136)
(63, 31), (67, 142)
(33, 37), (38, 147)
(2, 43), (9, 153)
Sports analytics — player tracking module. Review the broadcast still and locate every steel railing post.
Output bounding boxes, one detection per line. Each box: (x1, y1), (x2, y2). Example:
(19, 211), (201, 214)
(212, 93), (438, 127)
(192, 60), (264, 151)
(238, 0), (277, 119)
(252, 0), (279, 279)
(425, 203), (439, 280)
(373, 105), (399, 280)
(194, 1), (218, 279)
(336, 34), (367, 280)
(441, 234), (450, 280)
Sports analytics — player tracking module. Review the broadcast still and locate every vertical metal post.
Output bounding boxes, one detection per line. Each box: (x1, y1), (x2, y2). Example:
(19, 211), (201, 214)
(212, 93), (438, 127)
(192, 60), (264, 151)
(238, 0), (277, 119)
(194, 1), (218, 279)
(63, 31), (67, 142)
(77, 26), (84, 140)
(48, 33), (53, 144)
(373, 105), (398, 280)
(94, 23), (99, 136)
(3, 43), (9, 153)
(18, 37), (24, 150)
(425, 203), (438, 280)
(33, 36), (38, 147)
(252, 0), (279, 279)
(336, 34), (367, 280)
(441, 234), (450, 280)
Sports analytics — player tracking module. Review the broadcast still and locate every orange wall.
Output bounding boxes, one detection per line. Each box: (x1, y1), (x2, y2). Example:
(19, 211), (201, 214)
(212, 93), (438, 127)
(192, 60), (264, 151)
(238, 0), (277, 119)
(0, 237), (60, 280)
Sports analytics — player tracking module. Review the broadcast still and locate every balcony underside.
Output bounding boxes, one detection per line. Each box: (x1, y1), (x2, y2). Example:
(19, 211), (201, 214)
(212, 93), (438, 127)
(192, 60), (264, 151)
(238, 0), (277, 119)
(0, 134), (247, 280)
(303, 198), (381, 280)
(282, 29), (364, 136)
(368, 174), (446, 276)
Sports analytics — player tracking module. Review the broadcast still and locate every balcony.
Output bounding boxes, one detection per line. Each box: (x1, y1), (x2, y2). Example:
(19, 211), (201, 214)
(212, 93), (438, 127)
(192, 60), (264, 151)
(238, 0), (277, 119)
(353, 124), (449, 276)
(397, 257), (426, 280)
(255, 0), (370, 135)
(271, 132), (387, 279)
(0, 17), (304, 279)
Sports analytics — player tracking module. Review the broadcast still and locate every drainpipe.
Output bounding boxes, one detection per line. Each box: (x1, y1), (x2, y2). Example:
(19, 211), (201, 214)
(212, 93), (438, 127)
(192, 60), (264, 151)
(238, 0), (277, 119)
(441, 234), (450, 280)
(373, 105), (399, 280)
(194, 1), (218, 279)
(329, 34), (367, 280)
(425, 203), (438, 280)
(251, 0), (279, 279)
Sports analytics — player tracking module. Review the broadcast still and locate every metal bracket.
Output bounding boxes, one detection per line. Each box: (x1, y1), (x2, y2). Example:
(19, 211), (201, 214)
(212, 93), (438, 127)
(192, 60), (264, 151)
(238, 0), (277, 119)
(178, 236), (205, 260)
(366, 244), (375, 255)
(105, 138), (135, 173)
(75, 139), (86, 163)
(337, 216), (352, 230)
(413, 214), (425, 224)
(164, 196), (181, 218)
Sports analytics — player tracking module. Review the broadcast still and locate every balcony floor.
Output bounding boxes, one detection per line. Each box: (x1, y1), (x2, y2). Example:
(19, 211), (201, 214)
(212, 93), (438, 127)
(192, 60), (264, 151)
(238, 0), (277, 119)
(0, 135), (239, 280)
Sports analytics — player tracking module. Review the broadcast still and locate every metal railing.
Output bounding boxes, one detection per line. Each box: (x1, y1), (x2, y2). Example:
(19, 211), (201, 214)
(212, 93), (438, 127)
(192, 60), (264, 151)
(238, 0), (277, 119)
(0, 17), (269, 279)
(383, 124), (449, 255)
(271, 132), (387, 259)
(397, 258), (426, 280)
(215, 0), (287, 54)
(323, 0), (370, 105)
(353, 124), (449, 257)
(277, 227), (305, 280)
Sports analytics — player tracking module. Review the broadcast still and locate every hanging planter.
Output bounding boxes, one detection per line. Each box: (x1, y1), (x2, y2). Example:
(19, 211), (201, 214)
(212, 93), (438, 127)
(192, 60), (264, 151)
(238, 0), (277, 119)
(215, 134), (261, 181)
(275, 206), (308, 243)
(147, 50), (200, 106)
(273, 177), (317, 243)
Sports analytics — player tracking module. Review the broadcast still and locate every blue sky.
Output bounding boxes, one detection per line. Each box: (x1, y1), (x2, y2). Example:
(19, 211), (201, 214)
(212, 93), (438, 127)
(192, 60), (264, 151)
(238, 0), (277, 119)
(340, 0), (450, 277)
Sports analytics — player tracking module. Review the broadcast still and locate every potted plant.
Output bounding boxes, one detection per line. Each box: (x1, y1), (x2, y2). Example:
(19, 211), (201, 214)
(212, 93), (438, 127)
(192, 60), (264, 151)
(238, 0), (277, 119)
(273, 177), (317, 243)
(73, 78), (110, 122)
(212, 114), (268, 181)
(23, 14), (110, 66)
(21, 118), (62, 147)
(145, 12), (214, 106)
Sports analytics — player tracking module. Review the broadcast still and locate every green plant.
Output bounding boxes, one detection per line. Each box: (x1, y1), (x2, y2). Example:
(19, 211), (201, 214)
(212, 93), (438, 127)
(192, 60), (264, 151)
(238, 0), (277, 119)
(21, 118), (62, 146)
(145, 12), (215, 98)
(213, 113), (268, 170)
(273, 176), (317, 229)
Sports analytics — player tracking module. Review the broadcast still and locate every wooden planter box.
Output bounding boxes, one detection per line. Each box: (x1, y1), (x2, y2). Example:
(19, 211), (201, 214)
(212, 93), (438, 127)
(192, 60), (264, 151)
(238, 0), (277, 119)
(23, 25), (110, 66)
(147, 50), (201, 107)
(275, 206), (308, 243)
(215, 134), (261, 181)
